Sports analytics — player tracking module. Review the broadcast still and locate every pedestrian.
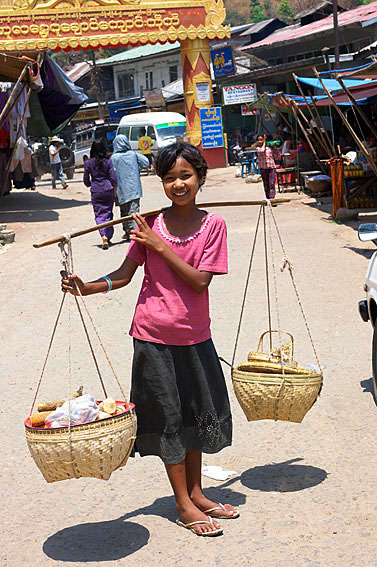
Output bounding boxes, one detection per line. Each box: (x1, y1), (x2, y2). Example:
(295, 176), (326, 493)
(49, 136), (68, 190)
(83, 139), (117, 250)
(111, 134), (149, 242)
(62, 141), (237, 537)
(255, 134), (279, 199)
(137, 127), (154, 174)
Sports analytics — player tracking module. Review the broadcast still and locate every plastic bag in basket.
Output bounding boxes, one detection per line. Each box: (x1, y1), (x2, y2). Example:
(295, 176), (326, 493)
(45, 394), (99, 428)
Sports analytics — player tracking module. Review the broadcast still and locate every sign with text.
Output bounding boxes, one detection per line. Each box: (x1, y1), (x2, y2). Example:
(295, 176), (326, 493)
(200, 107), (223, 149)
(223, 83), (257, 106)
(241, 104), (257, 116)
(211, 46), (235, 78)
(0, 0), (229, 51)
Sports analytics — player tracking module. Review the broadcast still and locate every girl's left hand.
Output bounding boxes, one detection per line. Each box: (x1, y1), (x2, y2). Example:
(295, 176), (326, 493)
(130, 213), (166, 253)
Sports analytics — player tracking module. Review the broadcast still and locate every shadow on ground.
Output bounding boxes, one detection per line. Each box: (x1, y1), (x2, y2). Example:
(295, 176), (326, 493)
(343, 246), (375, 259)
(360, 377), (377, 404)
(240, 458), (327, 492)
(0, 191), (90, 224)
(43, 519), (149, 562)
(43, 486), (246, 561)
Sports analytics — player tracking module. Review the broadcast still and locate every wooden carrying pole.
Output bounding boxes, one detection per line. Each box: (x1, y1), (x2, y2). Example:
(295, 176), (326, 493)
(33, 199), (290, 249)
(313, 67), (377, 177)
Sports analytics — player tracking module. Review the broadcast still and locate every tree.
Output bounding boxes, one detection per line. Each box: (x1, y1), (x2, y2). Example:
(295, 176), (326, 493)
(250, 0), (266, 22)
(253, 3), (266, 21)
(277, 0), (295, 22)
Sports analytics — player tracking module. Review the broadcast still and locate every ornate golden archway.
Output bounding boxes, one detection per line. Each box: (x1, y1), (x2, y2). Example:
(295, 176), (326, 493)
(0, 0), (229, 164)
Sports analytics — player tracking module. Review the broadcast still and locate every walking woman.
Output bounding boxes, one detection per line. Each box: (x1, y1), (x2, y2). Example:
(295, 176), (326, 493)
(83, 139), (117, 249)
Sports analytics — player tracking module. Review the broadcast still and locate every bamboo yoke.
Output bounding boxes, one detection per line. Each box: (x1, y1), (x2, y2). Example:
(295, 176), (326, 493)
(33, 199), (290, 249)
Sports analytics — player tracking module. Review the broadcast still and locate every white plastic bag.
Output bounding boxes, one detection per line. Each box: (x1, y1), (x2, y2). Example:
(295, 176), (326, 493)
(45, 394), (99, 428)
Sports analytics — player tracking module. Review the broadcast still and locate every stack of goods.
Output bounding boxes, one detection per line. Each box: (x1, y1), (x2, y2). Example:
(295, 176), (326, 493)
(25, 388), (137, 483)
(28, 389), (128, 428)
(344, 164), (364, 178)
(349, 187), (376, 209)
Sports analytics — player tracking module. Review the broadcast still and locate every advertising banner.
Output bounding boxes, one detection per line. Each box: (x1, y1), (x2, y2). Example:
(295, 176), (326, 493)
(211, 46), (235, 78)
(223, 83), (257, 106)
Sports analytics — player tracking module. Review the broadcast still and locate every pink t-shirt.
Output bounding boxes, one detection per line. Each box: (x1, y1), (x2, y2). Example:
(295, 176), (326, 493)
(126, 211), (228, 346)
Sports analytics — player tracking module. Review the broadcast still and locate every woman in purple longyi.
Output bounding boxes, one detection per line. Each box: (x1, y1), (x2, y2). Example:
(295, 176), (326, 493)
(83, 140), (117, 249)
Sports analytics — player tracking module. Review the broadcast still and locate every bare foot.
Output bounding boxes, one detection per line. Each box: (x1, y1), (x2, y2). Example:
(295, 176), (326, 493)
(190, 490), (238, 518)
(176, 501), (222, 535)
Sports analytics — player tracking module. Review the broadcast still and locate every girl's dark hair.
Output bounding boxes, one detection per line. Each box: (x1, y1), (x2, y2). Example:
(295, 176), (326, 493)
(155, 141), (208, 186)
(90, 139), (107, 168)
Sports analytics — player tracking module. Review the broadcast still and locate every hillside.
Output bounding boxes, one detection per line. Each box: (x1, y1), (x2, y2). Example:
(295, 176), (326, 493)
(224, 0), (367, 26)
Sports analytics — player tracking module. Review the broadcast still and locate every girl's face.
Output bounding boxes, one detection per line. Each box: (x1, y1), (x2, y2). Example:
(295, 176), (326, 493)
(257, 137), (264, 146)
(162, 156), (202, 206)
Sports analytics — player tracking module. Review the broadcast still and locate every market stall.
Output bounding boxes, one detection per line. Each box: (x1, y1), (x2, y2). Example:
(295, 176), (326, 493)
(0, 51), (88, 203)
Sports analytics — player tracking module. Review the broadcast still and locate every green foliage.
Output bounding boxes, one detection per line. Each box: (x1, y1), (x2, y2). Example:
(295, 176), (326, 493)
(252, 3), (266, 21)
(277, 0), (294, 22)
(358, 0), (373, 4)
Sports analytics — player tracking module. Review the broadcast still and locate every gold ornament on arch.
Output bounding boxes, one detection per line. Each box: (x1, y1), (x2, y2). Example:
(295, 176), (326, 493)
(13, 0), (141, 9)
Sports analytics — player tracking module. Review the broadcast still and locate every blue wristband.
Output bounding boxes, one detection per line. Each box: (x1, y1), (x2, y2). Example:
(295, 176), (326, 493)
(102, 276), (112, 293)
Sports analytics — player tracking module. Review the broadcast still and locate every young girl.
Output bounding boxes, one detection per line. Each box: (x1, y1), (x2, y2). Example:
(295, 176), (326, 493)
(83, 139), (117, 250)
(255, 134), (280, 199)
(62, 142), (237, 537)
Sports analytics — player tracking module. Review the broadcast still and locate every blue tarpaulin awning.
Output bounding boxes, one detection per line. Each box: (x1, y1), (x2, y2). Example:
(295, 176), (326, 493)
(296, 76), (377, 91)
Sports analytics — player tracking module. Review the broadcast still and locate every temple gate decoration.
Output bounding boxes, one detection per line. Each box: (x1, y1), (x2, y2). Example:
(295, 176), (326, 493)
(0, 0), (229, 166)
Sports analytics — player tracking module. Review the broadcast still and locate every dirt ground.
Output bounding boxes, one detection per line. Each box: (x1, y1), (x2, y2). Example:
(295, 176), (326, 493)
(2, 168), (377, 566)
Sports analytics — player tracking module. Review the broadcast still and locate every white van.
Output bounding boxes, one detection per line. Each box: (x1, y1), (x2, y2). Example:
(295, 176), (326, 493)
(72, 123), (118, 167)
(117, 112), (186, 156)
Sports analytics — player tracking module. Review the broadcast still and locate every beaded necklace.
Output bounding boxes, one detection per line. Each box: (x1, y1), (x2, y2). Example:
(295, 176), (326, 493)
(157, 212), (212, 245)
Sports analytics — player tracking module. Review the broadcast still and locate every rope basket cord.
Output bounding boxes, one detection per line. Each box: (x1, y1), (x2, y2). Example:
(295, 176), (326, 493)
(230, 202), (323, 423)
(26, 236), (137, 483)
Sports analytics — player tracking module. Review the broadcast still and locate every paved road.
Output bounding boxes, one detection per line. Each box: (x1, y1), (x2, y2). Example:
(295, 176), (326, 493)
(1, 169), (377, 566)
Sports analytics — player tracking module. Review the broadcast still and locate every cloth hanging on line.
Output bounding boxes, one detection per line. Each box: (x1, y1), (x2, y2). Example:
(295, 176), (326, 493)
(38, 54), (88, 132)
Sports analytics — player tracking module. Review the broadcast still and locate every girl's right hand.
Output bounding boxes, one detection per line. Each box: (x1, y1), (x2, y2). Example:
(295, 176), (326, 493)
(60, 270), (86, 296)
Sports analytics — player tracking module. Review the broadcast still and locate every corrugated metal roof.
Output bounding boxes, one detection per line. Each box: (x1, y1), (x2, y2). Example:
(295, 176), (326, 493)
(96, 42), (180, 66)
(241, 0), (377, 50)
(239, 19), (278, 37)
(66, 61), (91, 82)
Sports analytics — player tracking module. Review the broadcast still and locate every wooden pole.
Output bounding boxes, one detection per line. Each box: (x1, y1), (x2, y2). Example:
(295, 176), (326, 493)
(307, 91), (336, 155)
(281, 96), (326, 172)
(33, 199), (291, 249)
(335, 75), (377, 142)
(0, 65), (28, 130)
(0, 87), (32, 207)
(292, 73), (333, 157)
(291, 97), (331, 158)
(313, 67), (377, 176)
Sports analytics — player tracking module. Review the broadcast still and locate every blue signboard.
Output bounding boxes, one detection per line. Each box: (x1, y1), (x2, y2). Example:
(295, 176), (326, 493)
(200, 107), (224, 149)
(211, 46), (235, 78)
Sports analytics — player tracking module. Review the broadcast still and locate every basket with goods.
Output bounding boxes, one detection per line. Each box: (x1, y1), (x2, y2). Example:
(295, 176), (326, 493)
(25, 238), (137, 483)
(228, 204), (323, 423)
(232, 331), (322, 423)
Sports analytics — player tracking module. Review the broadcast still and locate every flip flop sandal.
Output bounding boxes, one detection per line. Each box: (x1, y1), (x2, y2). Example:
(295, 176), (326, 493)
(176, 516), (223, 537)
(203, 503), (240, 519)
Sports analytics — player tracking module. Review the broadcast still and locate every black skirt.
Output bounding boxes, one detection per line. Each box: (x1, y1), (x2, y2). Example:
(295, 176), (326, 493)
(130, 338), (233, 464)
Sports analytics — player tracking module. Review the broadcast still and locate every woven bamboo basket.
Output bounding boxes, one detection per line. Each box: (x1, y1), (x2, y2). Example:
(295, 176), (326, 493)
(25, 402), (137, 483)
(232, 332), (322, 423)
